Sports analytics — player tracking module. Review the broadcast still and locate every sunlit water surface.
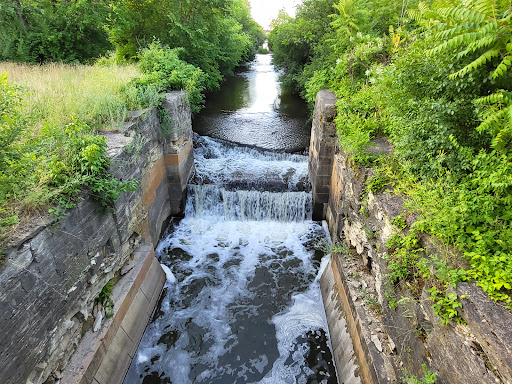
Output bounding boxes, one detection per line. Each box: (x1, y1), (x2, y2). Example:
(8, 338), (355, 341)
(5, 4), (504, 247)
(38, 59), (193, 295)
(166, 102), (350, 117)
(193, 54), (310, 152)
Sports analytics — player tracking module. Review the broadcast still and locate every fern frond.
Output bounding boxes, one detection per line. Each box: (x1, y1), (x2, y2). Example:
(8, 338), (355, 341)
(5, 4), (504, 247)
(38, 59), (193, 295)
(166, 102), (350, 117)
(476, 108), (508, 134)
(457, 48), (471, 58)
(407, 9), (423, 22)
(471, 0), (496, 17)
(464, 34), (499, 53)
(449, 48), (501, 78)
(437, 25), (473, 40)
(476, 90), (512, 105)
(491, 111), (512, 150)
(441, 6), (487, 24)
(431, 31), (480, 54)
(477, 20), (499, 35)
(493, 55), (512, 78)
(429, 34), (466, 55)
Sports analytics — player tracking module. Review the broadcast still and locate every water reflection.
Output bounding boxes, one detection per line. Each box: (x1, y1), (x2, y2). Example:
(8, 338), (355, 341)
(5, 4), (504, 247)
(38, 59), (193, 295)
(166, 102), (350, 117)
(193, 54), (310, 152)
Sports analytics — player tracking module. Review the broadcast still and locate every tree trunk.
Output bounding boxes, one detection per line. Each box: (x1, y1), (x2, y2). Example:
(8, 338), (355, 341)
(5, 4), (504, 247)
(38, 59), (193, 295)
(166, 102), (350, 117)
(12, 0), (28, 30)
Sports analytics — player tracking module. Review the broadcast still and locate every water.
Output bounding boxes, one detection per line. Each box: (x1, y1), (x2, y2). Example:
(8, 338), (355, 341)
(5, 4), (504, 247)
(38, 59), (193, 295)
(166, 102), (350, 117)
(193, 54), (310, 152)
(123, 55), (337, 384)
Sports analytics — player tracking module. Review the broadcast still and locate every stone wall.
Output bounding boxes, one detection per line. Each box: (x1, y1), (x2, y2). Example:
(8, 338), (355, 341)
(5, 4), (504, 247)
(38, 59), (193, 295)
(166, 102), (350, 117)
(311, 90), (512, 384)
(308, 89), (338, 221)
(0, 91), (194, 384)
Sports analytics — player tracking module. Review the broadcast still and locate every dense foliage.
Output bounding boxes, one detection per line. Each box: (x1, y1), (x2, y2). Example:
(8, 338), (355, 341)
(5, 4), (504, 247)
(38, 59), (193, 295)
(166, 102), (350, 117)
(270, 0), (512, 309)
(1, 0), (265, 91)
(0, 0), (112, 63)
(110, 0), (264, 89)
(123, 42), (207, 113)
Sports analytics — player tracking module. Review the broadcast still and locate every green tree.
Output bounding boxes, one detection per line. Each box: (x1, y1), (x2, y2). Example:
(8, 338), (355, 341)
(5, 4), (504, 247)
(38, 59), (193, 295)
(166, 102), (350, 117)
(109, 0), (260, 90)
(268, 0), (337, 90)
(0, 0), (112, 63)
(422, 0), (512, 151)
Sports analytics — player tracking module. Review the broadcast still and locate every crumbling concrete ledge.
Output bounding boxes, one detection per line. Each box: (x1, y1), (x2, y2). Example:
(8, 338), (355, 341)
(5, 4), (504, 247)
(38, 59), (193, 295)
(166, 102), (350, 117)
(320, 255), (396, 384)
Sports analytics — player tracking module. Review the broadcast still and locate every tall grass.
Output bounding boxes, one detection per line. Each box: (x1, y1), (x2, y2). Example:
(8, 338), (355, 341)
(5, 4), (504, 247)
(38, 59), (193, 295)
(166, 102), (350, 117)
(0, 62), (140, 132)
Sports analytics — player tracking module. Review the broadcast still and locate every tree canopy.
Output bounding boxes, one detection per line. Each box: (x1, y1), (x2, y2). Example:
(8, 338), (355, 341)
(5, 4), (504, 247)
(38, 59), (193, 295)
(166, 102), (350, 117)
(0, 0), (265, 90)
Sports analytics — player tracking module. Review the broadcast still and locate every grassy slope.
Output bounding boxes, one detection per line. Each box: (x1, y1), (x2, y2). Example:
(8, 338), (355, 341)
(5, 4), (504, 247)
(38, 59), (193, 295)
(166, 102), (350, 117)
(0, 62), (139, 132)
(0, 63), (140, 251)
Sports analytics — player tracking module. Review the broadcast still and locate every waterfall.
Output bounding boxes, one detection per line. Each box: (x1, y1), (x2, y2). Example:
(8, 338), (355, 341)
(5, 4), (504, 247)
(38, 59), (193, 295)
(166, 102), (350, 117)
(186, 185), (312, 222)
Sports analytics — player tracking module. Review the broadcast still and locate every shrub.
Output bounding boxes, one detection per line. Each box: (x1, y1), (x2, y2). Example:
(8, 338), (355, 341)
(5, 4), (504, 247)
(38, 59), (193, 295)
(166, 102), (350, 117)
(125, 42), (206, 113)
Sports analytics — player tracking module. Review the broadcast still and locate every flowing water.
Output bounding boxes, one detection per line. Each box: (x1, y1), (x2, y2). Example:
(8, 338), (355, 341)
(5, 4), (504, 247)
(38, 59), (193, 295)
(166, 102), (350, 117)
(123, 55), (337, 384)
(193, 54), (311, 152)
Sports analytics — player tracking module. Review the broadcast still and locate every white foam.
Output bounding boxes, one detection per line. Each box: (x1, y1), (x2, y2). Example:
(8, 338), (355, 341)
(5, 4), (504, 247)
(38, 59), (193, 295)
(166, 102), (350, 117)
(136, 352), (149, 364)
(255, 282), (329, 384)
(193, 136), (309, 189)
(160, 264), (177, 284)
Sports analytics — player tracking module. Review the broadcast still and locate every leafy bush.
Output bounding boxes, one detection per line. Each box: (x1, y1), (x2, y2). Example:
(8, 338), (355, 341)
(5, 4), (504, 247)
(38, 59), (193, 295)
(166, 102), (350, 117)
(404, 363), (438, 384)
(109, 0), (261, 90)
(377, 35), (490, 178)
(125, 42), (206, 113)
(427, 286), (465, 325)
(0, 0), (112, 63)
(269, 0), (336, 91)
(405, 150), (512, 305)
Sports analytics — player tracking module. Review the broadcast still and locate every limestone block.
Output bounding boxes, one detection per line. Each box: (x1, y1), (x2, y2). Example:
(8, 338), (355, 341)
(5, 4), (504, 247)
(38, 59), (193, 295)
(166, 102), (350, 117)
(309, 90), (338, 221)
(161, 91), (192, 142)
(457, 282), (512, 383)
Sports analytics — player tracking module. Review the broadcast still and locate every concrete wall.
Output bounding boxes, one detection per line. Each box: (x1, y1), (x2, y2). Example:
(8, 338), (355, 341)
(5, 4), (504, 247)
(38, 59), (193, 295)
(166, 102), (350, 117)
(311, 90), (512, 384)
(0, 91), (194, 384)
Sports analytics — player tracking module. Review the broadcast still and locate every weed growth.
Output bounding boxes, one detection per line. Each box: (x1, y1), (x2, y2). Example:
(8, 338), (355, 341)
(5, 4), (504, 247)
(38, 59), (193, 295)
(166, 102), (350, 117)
(403, 363), (438, 384)
(98, 280), (115, 318)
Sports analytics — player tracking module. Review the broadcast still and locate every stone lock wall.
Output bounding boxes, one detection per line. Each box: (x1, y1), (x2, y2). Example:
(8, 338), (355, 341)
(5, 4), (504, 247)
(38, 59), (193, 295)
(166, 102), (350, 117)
(310, 90), (512, 384)
(309, 89), (338, 221)
(0, 91), (194, 384)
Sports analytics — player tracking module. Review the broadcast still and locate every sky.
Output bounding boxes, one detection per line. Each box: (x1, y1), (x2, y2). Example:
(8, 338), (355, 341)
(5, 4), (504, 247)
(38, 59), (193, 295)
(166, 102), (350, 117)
(249, 0), (303, 30)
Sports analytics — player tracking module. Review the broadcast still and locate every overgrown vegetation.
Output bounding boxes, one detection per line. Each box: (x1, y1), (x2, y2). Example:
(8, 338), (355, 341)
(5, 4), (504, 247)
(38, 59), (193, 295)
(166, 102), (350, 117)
(269, 0), (512, 313)
(404, 363), (438, 384)
(1, 0), (265, 91)
(124, 42), (206, 113)
(98, 280), (115, 318)
(0, 73), (138, 253)
(0, 62), (140, 131)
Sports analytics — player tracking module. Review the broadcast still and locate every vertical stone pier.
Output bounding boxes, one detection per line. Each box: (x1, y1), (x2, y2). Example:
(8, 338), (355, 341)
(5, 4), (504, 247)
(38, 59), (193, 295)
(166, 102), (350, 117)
(309, 90), (338, 221)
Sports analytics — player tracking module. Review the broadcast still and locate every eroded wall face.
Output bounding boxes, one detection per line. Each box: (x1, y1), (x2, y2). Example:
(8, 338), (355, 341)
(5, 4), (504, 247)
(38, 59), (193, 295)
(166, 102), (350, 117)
(0, 91), (194, 384)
